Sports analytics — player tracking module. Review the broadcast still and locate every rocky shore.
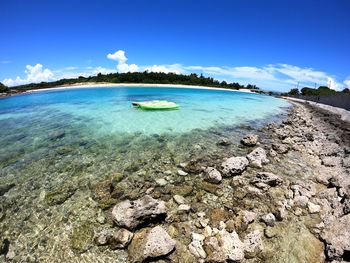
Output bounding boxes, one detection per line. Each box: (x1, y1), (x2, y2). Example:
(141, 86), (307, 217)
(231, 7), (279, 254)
(90, 102), (350, 262)
(1, 101), (349, 262)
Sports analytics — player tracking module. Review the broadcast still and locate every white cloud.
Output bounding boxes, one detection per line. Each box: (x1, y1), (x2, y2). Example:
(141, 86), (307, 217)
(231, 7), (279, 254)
(107, 50), (139, 73)
(144, 64), (183, 74)
(107, 50), (127, 63)
(3, 64), (54, 86)
(117, 63), (139, 73)
(93, 66), (116, 75)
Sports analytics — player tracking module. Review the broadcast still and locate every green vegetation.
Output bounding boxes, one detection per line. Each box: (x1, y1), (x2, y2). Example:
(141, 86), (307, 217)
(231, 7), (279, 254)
(0, 82), (9, 93)
(10, 71), (251, 91)
(285, 85), (342, 96)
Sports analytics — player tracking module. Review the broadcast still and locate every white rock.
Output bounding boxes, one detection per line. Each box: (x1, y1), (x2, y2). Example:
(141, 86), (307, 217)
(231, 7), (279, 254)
(294, 195), (309, 207)
(307, 202), (321, 213)
(247, 147), (269, 168)
(155, 178), (168, 186)
(189, 233), (206, 258)
(219, 229), (244, 262)
(242, 211), (257, 224)
(261, 213), (276, 226)
(221, 157), (249, 177)
(178, 169), (188, 176)
(204, 167), (222, 184)
(243, 230), (263, 257)
(173, 194), (186, 204)
(204, 225), (212, 237)
(178, 204), (191, 212)
(112, 195), (167, 230)
(109, 228), (134, 249)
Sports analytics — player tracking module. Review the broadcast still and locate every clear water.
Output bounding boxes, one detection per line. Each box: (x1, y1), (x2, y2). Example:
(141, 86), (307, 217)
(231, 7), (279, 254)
(0, 86), (292, 262)
(0, 86), (288, 136)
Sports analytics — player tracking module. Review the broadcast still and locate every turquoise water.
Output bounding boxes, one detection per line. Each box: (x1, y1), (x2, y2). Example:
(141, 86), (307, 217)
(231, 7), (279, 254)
(0, 86), (288, 136)
(0, 86), (291, 262)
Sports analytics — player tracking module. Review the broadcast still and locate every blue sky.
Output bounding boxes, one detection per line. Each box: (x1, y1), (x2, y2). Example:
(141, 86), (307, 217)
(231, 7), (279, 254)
(1, 0), (349, 91)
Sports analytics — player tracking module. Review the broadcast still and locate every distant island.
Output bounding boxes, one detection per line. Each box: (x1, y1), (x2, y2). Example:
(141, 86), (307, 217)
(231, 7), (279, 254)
(0, 71), (261, 95)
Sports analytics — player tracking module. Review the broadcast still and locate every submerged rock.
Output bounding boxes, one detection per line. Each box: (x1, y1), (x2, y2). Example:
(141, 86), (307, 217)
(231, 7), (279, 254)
(128, 226), (176, 263)
(111, 195), (167, 230)
(251, 172), (283, 187)
(70, 222), (94, 253)
(108, 228), (134, 249)
(221, 156), (249, 177)
(204, 167), (222, 184)
(241, 134), (259, 146)
(173, 195), (186, 205)
(45, 185), (77, 205)
(246, 147), (269, 168)
(272, 143), (289, 154)
(0, 184), (15, 196)
(217, 138), (232, 146)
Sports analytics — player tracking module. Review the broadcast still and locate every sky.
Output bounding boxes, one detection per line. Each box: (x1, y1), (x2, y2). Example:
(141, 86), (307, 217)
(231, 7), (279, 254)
(0, 0), (349, 91)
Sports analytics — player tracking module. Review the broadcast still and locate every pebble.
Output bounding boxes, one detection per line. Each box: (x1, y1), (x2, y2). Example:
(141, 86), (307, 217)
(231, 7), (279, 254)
(261, 213), (276, 226)
(178, 170), (188, 176)
(155, 178), (168, 186)
(173, 195), (186, 205)
(178, 204), (191, 212)
(307, 202), (321, 213)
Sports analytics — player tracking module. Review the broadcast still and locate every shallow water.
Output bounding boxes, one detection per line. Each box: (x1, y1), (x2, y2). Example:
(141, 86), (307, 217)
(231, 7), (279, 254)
(0, 86), (291, 262)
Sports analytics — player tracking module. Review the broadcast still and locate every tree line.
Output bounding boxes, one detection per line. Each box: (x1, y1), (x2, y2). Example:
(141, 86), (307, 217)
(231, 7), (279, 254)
(0, 71), (259, 92)
(285, 86), (349, 96)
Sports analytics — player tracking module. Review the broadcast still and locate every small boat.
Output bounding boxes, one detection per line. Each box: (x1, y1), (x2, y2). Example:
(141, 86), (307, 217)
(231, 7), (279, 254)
(132, 100), (179, 110)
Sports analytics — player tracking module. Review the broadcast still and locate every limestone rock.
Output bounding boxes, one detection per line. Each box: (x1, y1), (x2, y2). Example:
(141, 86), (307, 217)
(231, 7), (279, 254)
(343, 156), (350, 168)
(188, 233), (206, 259)
(241, 134), (259, 146)
(243, 230), (263, 258)
(112, 195), (167, 230)
(322, 156), (341, 167)
(173, 195), (186, 205)
(251, 172), (283, 187)
(204, 236), (227, 262)
(178, 204), (191, 212)
(221, 157), (249, 177)
(218, 229), (244, 262)
(261, 213), (276, 226)
(204, 167), (222, 184)
(307, 202), (321, 214)
(272, 143), (289, 154)
(155, 178), (168, 186)
(322, 214), (350, 260)
(247, 147), (269, 168)
(217, 138), (232, 146)
(108, 228), (134, 249)
(128, 226), (176, 263)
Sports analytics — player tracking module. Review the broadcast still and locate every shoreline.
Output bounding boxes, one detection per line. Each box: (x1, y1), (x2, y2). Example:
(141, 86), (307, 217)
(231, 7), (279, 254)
(28, 83), (254, 93)
(284, 96), (350, 123)
(0, 83), (254, 99)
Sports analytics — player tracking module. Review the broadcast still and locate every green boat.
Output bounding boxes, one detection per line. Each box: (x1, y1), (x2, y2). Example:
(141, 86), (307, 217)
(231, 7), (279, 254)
(132, 100), (179, 110)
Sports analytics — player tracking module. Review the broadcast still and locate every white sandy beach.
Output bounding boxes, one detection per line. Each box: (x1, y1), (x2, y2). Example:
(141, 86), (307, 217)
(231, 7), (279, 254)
(26, 83), (254, 94)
